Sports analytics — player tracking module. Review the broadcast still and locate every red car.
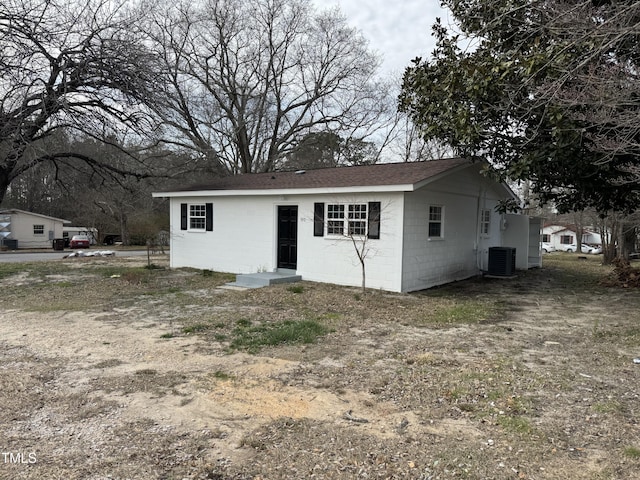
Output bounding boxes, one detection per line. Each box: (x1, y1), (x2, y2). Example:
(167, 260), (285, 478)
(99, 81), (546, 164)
(69, 235), (90, 248)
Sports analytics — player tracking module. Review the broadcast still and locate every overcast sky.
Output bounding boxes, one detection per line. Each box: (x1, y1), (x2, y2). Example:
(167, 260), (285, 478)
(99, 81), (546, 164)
(312, 0), (448, 78)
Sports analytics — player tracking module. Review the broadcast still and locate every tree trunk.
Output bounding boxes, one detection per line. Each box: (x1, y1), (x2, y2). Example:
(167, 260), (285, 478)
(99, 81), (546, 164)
(601, 223), (616, 265)
(119, 213), (130, 246)
(0, 171), (10, 206)
(574, 212), (584, 253)
(621, 223), (636, 261)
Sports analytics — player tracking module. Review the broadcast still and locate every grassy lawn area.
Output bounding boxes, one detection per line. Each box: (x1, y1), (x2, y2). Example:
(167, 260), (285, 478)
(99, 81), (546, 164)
(1, 253), (639, 479)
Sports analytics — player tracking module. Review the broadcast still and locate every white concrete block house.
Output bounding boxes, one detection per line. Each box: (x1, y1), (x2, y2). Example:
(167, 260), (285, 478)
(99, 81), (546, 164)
(542, 224), (603, 249)
(153, 158), (541, 292)
(0, 208), (70, 249)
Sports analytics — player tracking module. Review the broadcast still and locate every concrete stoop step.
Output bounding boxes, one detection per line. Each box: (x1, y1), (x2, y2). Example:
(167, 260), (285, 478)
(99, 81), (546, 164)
(229, 269), (302, 289)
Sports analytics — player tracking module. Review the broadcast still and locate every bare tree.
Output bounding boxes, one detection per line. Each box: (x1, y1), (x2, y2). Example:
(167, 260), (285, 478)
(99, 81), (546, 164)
(148, 0), (396, 174)
(389, 113), (453, 162)
(313, 199), (388, 293)
(0, 0), (161, 206)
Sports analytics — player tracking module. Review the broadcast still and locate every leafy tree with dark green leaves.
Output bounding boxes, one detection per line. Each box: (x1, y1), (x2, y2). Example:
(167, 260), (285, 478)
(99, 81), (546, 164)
(285, 132), (343, 170)
(399, 0), (640, 214)
(284, 131), (380, 170)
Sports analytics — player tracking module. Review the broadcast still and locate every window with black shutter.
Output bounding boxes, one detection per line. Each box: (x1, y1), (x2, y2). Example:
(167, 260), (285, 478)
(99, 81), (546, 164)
(181, 202), (213, 231)
(206, 203), (213, 231)
(180, 203), (188, 230)
(313, 203), (324, 236)
(368, 201), (380, 239)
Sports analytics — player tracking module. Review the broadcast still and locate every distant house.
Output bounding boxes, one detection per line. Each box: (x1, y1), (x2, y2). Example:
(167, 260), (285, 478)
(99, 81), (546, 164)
(153, 158), (542, 292)
(0, 209), (70, 249)
(542, 224), (603, 249)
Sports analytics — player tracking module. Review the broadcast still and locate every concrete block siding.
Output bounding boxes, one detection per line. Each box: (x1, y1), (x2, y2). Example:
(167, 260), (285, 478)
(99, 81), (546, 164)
(170, 192), (404, 291)
(159, 160), (533, 293)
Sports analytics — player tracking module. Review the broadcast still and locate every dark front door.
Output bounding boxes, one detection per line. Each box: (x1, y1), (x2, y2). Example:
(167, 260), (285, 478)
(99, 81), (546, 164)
(277, 206), (298, 269)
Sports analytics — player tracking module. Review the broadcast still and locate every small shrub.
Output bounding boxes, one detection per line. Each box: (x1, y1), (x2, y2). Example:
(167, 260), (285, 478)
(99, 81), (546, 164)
(497, 415), (533, 435)
(213, 370), (232, 380)
(236, 318), (252, 328)
(288, 285), (304, 294)
(229, 319), (330, 353)
(160, 332), (174, 339)
(182, 323), (209, 334)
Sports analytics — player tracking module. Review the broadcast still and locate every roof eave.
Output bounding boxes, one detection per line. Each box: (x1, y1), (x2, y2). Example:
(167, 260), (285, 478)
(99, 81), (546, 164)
(411, 161), (475, 191)
(0, 208), (72, 223)
(152, 184), (414, 198)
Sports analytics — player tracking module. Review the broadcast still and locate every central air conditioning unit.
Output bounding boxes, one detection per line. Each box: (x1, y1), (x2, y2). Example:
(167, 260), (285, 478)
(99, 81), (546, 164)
(488, 247), (516, 276)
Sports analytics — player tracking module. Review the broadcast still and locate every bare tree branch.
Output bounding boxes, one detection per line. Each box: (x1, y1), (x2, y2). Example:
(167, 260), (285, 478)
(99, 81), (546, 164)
(147, 0), (396, 174)
(0, 0), (163, 205)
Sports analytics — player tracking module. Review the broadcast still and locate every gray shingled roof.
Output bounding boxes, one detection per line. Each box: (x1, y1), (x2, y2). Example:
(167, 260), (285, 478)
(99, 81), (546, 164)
(167, 158), (471, 192)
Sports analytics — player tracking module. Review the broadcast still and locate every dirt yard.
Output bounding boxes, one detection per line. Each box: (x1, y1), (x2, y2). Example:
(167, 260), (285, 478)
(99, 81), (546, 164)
(0, 254), (639, 479)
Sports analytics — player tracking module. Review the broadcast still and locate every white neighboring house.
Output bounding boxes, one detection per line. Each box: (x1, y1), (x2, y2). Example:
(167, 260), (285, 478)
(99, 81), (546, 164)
(542, 224), (603, 251)
(153, 158), (542, 293)
(0, 208), (70, 249)
(581, 229), (603, 245)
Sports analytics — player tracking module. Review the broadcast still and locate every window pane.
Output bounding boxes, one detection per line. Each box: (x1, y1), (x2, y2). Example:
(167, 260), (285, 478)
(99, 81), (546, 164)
(480, 209), (490, 235)
(348, 221), (366, 235)
(328, 204), (344, 219)
(428, 205), (442, 237)
(328, 221), (344, 235)
(190, 218), (205, 229)
(327, 205), (345, 234)
(429, 206), (442, 221)
(189, 204), (206, 229)
(348, 204), (367, 219)
(190, 205), (206, 216)
(347, 204), (367, 235)
(428, 222), (441, 237)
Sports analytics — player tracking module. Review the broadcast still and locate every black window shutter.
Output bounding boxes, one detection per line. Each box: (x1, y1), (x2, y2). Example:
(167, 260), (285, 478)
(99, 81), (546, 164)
(206, 203), (213, 231)
(368, 201), (381, 239)
(180, 203), (188, 230)
(313, 202), (324, 237)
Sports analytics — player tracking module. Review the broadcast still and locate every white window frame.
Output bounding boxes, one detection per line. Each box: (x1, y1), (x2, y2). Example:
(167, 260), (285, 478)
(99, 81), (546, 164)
(327, 204), (345, 235)
(326, 203), (368, 237)
(33, 224), (45, 236)
(480, 208), (491, 236)
(347, 204), (367, 236)
(428, 205), (444, 239)
(189, 204), (207, 231)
